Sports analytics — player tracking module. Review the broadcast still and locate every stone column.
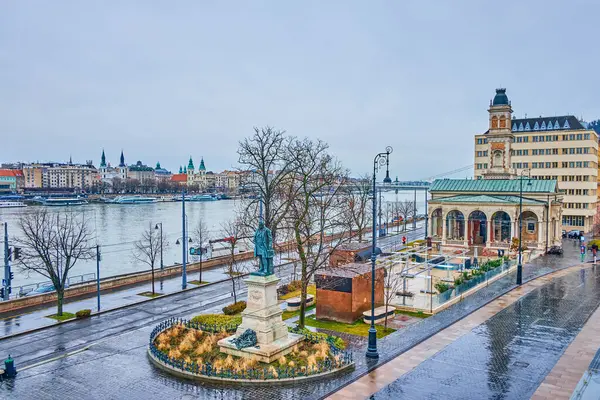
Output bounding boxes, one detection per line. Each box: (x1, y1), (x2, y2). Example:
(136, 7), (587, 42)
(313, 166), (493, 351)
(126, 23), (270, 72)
(537, 220), (543, 249)
(486, 220), (492, 248)
(442, 213), (447, 245)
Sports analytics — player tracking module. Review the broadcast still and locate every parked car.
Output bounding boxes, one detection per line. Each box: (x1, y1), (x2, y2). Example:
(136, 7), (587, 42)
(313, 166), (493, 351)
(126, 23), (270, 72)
(567, 230), (581, 239)
(546, 245), (563, 255)
(26, 283), (56, 296)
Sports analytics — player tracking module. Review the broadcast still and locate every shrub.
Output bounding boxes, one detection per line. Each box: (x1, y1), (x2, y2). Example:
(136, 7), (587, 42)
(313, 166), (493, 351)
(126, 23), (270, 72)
(289, 326), (346, 350)
(222, 301), (247, 315)
(462, 271), (470, 281)
(434, 282), (451, 294)
(453, 276), (464, 286)
(191, 313), (242, 327)
(75, 309), (91, 319)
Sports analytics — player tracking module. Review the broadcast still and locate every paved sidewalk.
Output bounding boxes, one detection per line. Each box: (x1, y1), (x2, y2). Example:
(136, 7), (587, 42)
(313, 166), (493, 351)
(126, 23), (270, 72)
(531, 284), (600, 399)
(329, 265), (585, 399)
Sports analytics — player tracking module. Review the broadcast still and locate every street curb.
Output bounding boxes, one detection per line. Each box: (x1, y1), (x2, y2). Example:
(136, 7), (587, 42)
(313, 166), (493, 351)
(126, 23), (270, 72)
(318, 260), (589, 400)
(0, 261), (296, 343)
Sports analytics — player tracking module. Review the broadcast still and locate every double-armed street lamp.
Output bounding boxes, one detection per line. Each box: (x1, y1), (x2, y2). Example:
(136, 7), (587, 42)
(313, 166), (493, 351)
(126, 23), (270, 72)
(517, 169), (532, 285)
(366, 146), (393, 360)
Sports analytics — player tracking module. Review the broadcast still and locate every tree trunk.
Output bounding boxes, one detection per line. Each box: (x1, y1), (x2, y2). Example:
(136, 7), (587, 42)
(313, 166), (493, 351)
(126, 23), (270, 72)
(199, 257), (203, 283)
(57, 288), (64, 316)
(151, 263), (155, 295)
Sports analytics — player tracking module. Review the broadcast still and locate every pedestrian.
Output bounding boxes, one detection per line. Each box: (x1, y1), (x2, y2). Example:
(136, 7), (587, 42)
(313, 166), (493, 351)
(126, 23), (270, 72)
(592, 243), (598, 264)
(581, 244), (586, 263)
(402, 236), (407, 245)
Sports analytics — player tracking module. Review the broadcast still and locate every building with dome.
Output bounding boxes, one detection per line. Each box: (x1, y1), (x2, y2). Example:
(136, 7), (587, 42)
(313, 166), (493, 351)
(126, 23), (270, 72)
(427, 88), (596, 252)
(474, 88), (598, 232)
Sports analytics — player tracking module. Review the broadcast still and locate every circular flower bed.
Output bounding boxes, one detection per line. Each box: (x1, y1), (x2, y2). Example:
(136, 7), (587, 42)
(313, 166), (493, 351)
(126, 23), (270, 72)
(148, 317), (354, 383)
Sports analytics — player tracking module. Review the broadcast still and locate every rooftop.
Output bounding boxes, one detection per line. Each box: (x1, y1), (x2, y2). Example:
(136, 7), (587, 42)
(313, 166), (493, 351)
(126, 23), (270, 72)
(429, 194), (548, 205)
(430, 179), (557, 194)
(316, 263), (382, 278)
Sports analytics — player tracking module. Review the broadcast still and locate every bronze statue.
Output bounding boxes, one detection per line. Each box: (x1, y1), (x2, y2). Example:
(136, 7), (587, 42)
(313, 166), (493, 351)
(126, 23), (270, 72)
(251, 221), (275, 276)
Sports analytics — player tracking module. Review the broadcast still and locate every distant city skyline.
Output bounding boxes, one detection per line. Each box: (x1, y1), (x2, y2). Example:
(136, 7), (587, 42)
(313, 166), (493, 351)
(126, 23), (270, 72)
(1, 1), (598, 179)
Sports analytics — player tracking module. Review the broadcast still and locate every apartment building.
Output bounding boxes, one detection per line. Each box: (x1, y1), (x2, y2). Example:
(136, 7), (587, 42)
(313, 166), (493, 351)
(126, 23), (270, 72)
(474, 88), (597, 233)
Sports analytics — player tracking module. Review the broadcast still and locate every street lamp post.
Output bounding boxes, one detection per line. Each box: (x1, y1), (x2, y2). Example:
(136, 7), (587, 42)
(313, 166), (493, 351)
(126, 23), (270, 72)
(181, 190), (187, 290)
(366, 146), (393, 360)
(517, 170), (531, 285)
(155, 223), (163, 270)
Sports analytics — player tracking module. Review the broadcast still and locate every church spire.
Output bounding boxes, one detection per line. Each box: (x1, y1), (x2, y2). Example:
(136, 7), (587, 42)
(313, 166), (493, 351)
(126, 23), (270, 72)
(119, 150), (125, 167)
(100, 149), (106, 167)
(188, 156), (194, 171)
(199, 157), (206, 171)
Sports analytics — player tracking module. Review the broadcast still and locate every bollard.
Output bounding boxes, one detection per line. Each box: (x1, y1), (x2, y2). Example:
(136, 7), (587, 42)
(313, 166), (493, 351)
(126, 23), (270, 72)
(4, 354), (16, 378)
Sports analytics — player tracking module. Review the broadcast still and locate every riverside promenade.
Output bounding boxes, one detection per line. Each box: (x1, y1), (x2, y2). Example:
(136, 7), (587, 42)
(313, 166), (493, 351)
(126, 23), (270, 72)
(0, 235), (589, 400)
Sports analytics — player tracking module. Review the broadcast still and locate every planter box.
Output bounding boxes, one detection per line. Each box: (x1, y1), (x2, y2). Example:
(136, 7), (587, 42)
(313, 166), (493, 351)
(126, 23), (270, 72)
(362, 306), (395, 324)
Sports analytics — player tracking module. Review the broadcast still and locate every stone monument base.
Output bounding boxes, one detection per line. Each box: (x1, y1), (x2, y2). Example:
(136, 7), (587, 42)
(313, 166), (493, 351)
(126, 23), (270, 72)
(218, 274), (304, 363)
(218, 333), (304, 363)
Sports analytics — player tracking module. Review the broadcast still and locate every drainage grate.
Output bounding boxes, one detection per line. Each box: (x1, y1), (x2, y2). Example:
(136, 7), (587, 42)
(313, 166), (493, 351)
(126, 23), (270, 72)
(589, 349), (600, 372)
(513, 361), (530, 368)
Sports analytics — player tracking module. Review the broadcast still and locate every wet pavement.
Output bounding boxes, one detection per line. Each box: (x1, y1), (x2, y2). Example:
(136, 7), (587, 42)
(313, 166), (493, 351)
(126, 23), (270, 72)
(372, 262), (600, 399)
(0, 232), (580, 400)
(0, 226), (425, 339)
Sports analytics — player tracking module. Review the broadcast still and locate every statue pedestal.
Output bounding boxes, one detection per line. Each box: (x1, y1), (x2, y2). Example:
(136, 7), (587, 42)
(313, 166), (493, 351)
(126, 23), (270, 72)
(218, 274), (303, 363)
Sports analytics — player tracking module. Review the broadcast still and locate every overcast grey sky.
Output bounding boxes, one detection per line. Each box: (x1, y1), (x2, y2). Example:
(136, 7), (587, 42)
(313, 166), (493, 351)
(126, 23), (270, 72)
(1, 1), (598, 179)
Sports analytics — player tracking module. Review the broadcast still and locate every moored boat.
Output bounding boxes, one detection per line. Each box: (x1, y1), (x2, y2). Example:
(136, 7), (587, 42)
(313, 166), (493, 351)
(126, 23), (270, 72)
(111, 196), (157, 204)
(43, 197), (88, 206)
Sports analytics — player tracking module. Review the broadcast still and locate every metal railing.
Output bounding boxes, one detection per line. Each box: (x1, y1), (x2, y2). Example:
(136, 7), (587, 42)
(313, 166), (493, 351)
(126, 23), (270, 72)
(149, 317), (353, 381)
(431, 258), (515, 309)
(12, 273), (97, 299)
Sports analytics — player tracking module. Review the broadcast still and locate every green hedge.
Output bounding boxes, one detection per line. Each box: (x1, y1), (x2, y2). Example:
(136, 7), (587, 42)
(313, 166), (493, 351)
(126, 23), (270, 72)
(222, 301), (247, 315)
(190, 314), (242, 327)
(75, 309), (91, 319)
(289, 326), (346, 350)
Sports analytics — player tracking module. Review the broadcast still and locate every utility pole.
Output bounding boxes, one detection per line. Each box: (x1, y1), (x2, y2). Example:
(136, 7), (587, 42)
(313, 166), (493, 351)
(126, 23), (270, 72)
(413, 188), (417, 231)
(96, 245), (101, 312)
(3, 223), (11, 301)
(181, 190), (187, 290)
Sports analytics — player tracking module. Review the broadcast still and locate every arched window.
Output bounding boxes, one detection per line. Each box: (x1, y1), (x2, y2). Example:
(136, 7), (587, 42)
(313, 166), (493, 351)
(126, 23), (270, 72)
(491, 116), (498, 129)
(499, 116), (507, 128)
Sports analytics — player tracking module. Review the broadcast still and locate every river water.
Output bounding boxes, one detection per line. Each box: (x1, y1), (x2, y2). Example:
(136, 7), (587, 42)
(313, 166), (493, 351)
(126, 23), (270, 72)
(0, 191), (426, 288)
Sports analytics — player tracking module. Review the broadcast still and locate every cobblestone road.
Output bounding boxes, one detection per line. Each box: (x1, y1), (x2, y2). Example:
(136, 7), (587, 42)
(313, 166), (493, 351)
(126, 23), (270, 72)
(0, 239), (584, 400)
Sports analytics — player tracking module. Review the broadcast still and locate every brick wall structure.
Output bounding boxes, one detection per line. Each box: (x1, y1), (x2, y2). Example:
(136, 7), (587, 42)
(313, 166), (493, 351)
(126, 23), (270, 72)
(315, 263), (384, 323)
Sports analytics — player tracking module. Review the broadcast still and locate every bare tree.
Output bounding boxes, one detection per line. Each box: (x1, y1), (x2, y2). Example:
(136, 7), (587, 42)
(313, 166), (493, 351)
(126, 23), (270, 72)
(15, 210), (94, 316)
(284, 138), (353, 328)
(133, 222), (166, 295)
(397, 200), (416, 232)
(237, 126), (295, 243)
(382, 260), (404, 329)
(193, 218), (210, 284)
(221, 218), (246, 304)
(345, 175), (372, 242)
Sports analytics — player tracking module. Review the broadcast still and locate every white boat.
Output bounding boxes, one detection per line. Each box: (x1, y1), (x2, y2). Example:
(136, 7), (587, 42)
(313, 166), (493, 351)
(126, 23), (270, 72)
(43, 197), (88, 206)
(187, 194), (218, 202)
(0, 200), (27, 208)
(111, 196), (157, 204)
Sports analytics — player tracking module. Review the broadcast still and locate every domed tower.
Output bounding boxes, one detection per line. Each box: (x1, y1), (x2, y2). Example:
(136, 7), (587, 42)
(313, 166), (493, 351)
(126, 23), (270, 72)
(483, 88), (515, 180)
(118, 150), (128, 180)
(187, 156), (195, 186)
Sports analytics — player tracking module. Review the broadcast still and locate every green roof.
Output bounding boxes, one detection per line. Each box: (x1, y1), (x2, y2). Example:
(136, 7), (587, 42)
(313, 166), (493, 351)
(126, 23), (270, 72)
(430, 195), (546, 205)
(430, 179), (557, 194)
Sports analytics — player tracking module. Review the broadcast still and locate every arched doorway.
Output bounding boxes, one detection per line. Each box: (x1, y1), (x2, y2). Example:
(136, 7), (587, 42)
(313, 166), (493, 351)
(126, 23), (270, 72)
(446, 210), (465, 240)
(468, 211), (487, 245)
(520, 211), (539, 244)
(491, 211), (511, 244)
(431, 208), (442, 238)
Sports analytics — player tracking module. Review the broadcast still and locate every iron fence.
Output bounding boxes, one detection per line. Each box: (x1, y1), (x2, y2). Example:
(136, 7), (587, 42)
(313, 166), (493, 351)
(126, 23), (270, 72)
(13, 273), (97, 299)
(149, 317), (353, 381)
(432, 258), (516, 308)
